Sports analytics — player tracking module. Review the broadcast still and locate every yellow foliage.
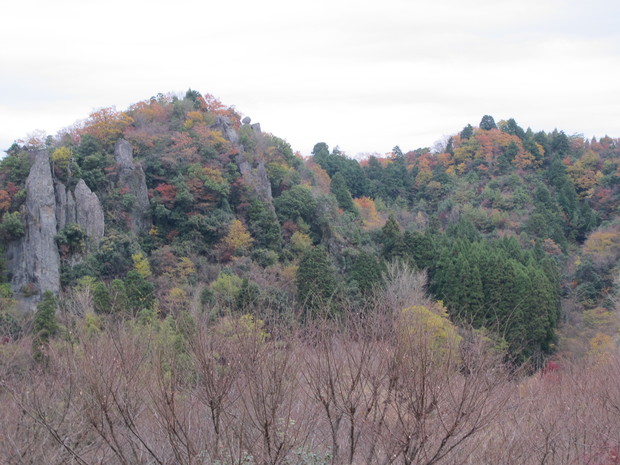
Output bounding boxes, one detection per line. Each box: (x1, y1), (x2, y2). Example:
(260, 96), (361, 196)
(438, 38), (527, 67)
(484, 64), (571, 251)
(583, 307), (618, 331)
(208, 129), (228, 149)
(398, 302), (461, 355)
(210, 273), (243, 299)
(132, 252), (152, 278)
(587, 332), (614, 360)
(280, 264), (299, 285)
(584, 231), (620, 256)
(202, 167), (226, 185)
(214, 314), (269, 342)
(222, 219), (253, 254)
(81, 311), (103, 338)
(175, 257), (196, 281)
(290, 231), (312, 254)
(164, 287), (189, 312)
(51, 146), (72, 169)
(415, 168), (433, 186)
(187, 110), (203, 122)
(169, 287), (187, 300)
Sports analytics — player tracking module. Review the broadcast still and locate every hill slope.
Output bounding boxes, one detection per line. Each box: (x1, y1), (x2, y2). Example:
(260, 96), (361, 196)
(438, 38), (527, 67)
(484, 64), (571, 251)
(1, 91), (619, 361)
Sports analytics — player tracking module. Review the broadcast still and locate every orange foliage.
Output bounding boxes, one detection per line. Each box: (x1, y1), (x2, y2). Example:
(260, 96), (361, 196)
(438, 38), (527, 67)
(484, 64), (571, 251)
(567, 150), (603, 198)
(200, 93), (240, 127)
(306, 161), (331, 195)
(170, 131), (199, 161)
(436, 152), (453, 168)
(354, 196), (382, 230)
(129, 100), (171, 124)
(513, 150), (537, 169)
(81, 107), (134, 147)
(413, 154), (434, 187)
(450, 129), (541, 172)
(359, 156), (392, 168)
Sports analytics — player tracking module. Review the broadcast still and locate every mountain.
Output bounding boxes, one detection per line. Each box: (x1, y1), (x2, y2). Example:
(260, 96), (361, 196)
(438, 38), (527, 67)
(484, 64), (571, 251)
(1, 91), (620, 361)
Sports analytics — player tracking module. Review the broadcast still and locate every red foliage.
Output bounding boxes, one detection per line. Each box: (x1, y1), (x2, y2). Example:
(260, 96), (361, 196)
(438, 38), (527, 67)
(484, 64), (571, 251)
(542, 361), (560, 373)
(155, 183), (177, 207)
(0, 189), (10, 212)
(5, 182), (19, 197)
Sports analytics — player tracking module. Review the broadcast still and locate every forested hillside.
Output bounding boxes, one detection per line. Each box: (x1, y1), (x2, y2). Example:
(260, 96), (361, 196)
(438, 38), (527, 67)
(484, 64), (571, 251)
(2, 90), (620, 463)
(2, 90), (620, 360)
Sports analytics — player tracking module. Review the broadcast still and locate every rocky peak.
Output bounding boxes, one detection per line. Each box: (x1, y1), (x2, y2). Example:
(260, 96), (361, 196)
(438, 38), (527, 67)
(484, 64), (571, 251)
(212, 115), (240, 144)
(114, 139), (151, 233)
(6, 151), (60, 309)
(74, 179), (105, 246)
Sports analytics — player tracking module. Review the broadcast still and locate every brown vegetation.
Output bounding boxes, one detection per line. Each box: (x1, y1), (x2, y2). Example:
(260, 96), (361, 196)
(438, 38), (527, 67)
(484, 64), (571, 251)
(1, 269), (620, 464)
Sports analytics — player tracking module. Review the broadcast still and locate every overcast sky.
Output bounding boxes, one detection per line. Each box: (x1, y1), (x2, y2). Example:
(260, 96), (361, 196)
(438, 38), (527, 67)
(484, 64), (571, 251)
(1, 0), (619, 157)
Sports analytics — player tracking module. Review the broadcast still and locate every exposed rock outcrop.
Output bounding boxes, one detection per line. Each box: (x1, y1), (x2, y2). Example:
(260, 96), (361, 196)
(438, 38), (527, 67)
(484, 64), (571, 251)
(5, 151), (106, 310)
(213, 115), (240, 144)
(74, 179), (105, 245)
(236, 154), (274, 205)
(6, 151), (61, 307)
(55, 180), (105, 246)
(233, 119), (275, 206)
(114, 139), (151, 233)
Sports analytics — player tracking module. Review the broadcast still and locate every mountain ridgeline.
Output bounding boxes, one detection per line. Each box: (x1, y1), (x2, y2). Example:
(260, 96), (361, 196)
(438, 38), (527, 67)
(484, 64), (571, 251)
(1, 90), (620, 361)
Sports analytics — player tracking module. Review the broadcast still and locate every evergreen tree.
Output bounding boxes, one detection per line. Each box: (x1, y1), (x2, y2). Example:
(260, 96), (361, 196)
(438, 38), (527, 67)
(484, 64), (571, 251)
(247, 200), (282, 251)
(93, 281), (112, 314)
(403, 231), (436, 270)
(460, 124), (474, 140)
(479, 115), (497, 131)
(296, 246), (337, 317)
(125, 270), (155, 315)
(32, 291), (58, 361)
(500, 118), (526, 139)
(330, 172), (357, 215)
(236, 278), (261, 311)
(350, 252), (385, 295)
(381, 214), (403, 259)
(109, 279), (129, 315)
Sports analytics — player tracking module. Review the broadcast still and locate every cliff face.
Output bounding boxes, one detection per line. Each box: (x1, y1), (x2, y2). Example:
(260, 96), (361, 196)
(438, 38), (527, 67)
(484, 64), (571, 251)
(55, 179), (105, 246)
(234, 118), (275, 207)
(5, 151), (106, 311)
(114, 139), (151, 233)
(6, 151), (61, 307)
(236, 154), (274, 205)
(74, 180), (105, 245)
